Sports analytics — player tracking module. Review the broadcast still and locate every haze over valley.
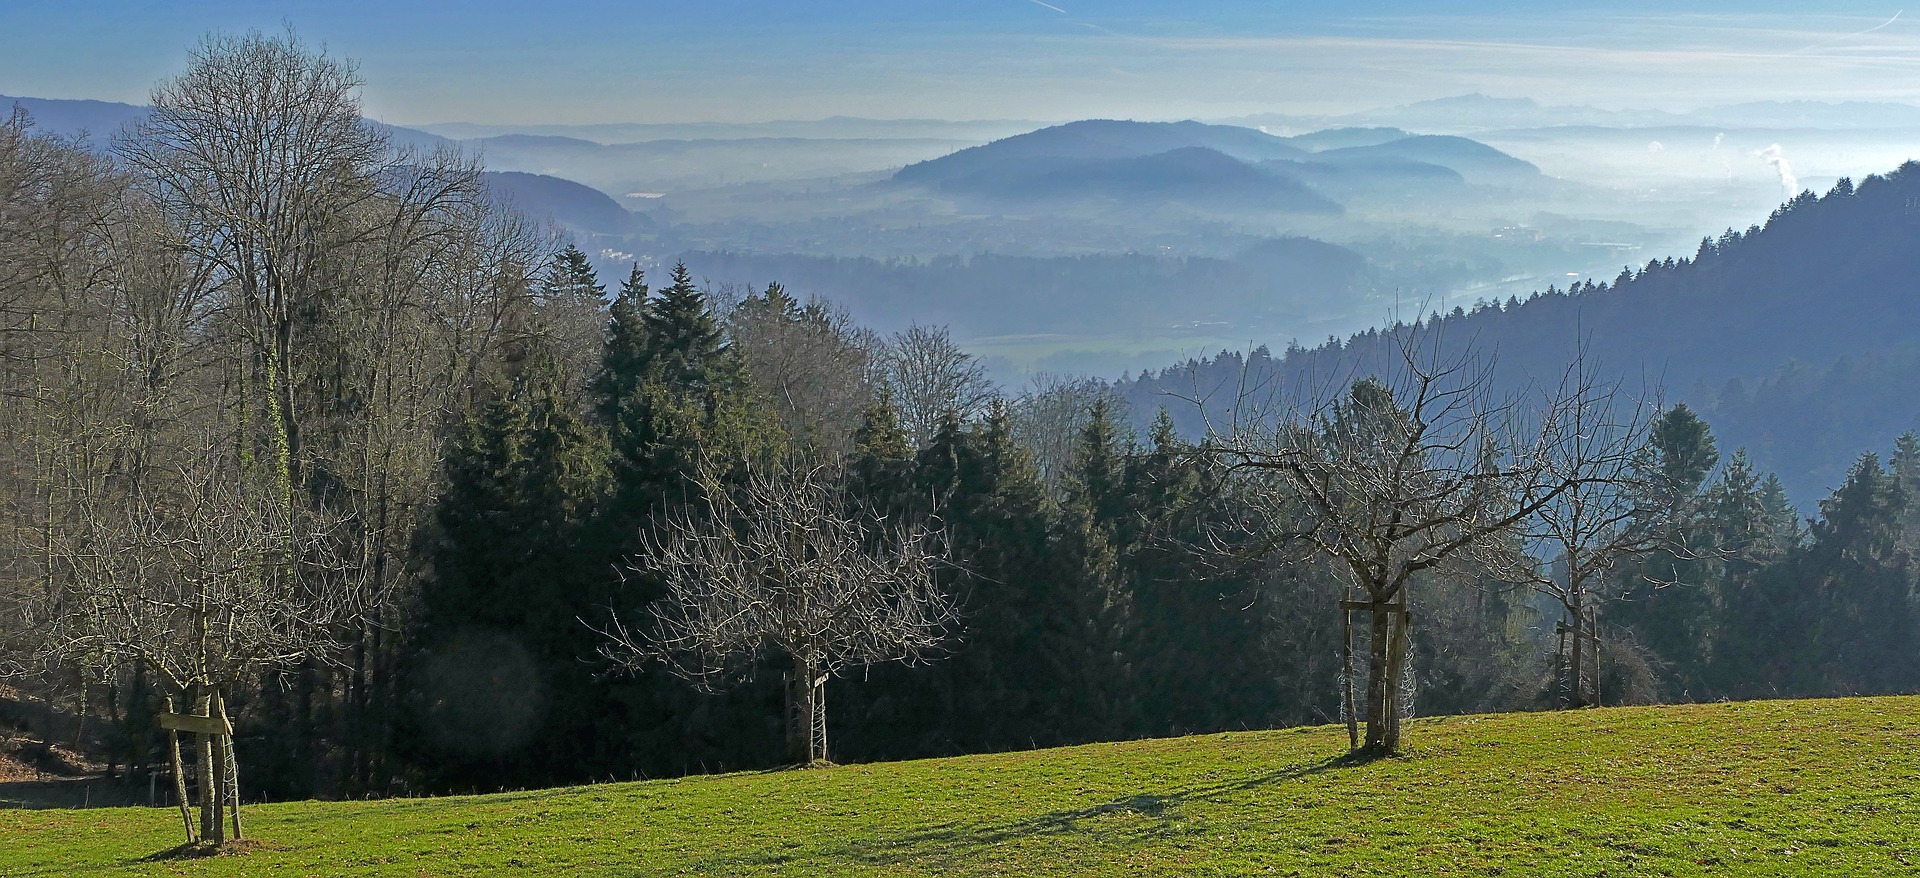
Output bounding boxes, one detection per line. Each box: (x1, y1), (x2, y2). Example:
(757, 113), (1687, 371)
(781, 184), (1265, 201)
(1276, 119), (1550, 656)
(12, 7), (1920, 874)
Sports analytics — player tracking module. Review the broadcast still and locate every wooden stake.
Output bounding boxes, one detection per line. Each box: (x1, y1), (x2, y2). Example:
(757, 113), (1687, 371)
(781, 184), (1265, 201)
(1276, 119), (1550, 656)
(165, 695), (195, 844)
(216, 692), (242, 840)
(1341, 600), (1358, 753)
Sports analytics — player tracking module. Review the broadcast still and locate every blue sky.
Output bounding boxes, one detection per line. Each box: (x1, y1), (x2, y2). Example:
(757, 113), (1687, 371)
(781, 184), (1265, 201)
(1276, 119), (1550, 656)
(4, 2), (1918, 123)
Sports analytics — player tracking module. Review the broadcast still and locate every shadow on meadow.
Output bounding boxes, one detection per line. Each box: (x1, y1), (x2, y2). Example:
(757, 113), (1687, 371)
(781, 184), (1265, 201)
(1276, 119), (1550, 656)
(679, 752), (1365, 873)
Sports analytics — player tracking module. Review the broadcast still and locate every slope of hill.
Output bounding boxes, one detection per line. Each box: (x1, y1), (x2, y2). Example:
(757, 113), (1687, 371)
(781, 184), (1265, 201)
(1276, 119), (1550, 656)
(1125, 163), (1920, 505)
(4, 94), (450, 152)
(1281, 126), (1412, 151)
(901, 146), (1340, 212)
(1312, 134), (1542, 184)
(893, 119), (1314, 194)
(5, 697), (1917, 875)
(897, 120), (1311, 185)
(481, 171), (646, 235)
(898, 121), (1541, 209)
(0, 93), (146, 141)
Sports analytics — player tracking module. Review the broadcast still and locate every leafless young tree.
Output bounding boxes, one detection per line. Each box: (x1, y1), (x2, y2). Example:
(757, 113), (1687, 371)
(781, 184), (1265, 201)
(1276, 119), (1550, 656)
(879, 323), (997, 447)
(1497, 367), (1660, 709)
(12, 442), (363, 845)
(1200, 327), (1613, 754)
(598, 462), (958, 765)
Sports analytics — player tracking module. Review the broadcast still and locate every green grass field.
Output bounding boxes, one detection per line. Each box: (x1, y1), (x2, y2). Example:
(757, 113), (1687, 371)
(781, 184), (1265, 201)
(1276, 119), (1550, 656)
(5, 697), (1919, 876)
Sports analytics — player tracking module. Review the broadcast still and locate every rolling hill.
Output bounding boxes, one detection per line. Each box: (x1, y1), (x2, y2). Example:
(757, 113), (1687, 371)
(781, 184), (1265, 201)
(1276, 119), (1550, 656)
(1124, 163), (1920, 506)
(3, 93), (449, 153)
(0, 93), (146, 141)
(1311, 134), (1542, 184)
(4, 696), (1917, 875)
(897, 120), (1542, 208)
(481, 171), (646, 236)
(895, 120), (1312, 187)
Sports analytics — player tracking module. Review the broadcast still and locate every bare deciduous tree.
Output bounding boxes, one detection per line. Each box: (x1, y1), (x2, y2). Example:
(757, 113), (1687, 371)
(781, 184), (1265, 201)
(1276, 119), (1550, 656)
(1200, 328), (1612, 754)
(1497, 368), (1659, 709)
(725, 283), (879, 457)
(879, 323), (997, 448)
(1010, 373), (1129, 493)
(599, 463), (957, 765)
(14, 443), (363, 844)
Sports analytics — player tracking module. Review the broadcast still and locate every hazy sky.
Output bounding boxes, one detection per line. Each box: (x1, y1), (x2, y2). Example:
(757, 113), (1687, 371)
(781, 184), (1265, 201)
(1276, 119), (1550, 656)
(5, 2), (1920, 123)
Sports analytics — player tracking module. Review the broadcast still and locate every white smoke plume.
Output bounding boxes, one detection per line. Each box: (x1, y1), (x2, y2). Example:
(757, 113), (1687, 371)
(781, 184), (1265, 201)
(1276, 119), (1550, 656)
(1757, 144), (1798, 197)
(1647, 140), (1665, 155)
(1712, 132), (1724, 150)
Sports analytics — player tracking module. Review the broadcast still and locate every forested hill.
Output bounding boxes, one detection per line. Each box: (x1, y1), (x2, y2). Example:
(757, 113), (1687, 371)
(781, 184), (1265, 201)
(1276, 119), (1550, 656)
(1122, 162), (1920, 505)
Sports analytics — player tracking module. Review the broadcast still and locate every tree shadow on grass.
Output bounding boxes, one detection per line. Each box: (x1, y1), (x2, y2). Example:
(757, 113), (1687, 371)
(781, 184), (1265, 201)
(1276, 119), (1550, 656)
(681, 751), (1367, 873)
(136, 839), (264, 862)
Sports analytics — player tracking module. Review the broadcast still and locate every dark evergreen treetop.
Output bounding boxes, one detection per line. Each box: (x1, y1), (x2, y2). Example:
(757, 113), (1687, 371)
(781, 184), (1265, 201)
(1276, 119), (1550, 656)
(642, 262), (730, 392)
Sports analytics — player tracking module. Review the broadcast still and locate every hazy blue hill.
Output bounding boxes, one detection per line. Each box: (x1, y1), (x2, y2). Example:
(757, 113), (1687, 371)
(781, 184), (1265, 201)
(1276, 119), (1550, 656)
(1283, 127), (1412, 151)
(1261, 156), (1464, 198)
(1311, 135), (1541, 184)
(0, 94), (146, 141)
(5, 93), (450, 153)
(418, 116), (1042, 143)
(482, 171), (646, 236)
(912, 146), (1340, 212)
(896, 119), (1311, 187)
(1124, 165), (1920, 505)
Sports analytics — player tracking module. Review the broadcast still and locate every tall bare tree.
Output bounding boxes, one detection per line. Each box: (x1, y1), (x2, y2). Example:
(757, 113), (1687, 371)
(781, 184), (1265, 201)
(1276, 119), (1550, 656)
(879, 323), (997, 448)
(599, 462), (957, 765)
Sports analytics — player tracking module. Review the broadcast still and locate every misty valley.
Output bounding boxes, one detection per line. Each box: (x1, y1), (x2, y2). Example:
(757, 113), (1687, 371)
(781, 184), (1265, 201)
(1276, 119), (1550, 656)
(7, 8), (1920, 876)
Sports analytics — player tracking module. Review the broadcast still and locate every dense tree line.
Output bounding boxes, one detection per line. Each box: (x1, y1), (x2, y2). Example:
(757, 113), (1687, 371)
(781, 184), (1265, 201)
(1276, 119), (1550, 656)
(4, 34), (1919, 808)
(1123, 169), (1920, 506)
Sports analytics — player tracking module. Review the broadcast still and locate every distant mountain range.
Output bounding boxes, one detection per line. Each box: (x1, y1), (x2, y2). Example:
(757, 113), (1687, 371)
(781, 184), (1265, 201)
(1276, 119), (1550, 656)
(417, 117), (1045, 144)
(1, 93), (453, 152)
(894, 120), (1539, 210)
(1229, 94), (1920, 135)
(1123, 166), (1920, 506)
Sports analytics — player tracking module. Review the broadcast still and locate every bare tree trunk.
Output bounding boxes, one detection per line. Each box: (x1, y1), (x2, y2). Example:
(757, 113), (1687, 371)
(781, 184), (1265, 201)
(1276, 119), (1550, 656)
(784, 662), (828, 765)
(208, 731), (226, 844)
(1362, 606), (1393, 753)
(784, 670), (804, 765)
(1384, 605), (1411, 752)
(193, 688), (214, 842)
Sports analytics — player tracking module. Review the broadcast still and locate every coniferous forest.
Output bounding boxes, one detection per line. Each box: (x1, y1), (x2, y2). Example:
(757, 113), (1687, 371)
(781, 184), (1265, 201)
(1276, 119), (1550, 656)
(5, 33), (1920, 810)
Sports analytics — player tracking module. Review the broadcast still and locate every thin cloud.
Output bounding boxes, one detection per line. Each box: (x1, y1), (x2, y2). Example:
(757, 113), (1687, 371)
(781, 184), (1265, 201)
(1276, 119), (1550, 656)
(1784, 10), (1904, 57)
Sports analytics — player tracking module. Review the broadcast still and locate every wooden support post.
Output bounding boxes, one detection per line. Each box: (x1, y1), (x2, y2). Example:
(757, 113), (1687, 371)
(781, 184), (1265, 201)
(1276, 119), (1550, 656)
(1341, 598), (1358, 753)
(164, 696), (195, 844)
(1587, 608), (1602, 709)
(216, 692), (242, 840)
